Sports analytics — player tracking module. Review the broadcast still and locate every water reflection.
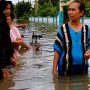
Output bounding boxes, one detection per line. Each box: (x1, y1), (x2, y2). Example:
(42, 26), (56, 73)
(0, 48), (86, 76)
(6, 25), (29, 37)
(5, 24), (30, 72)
(54, 75), (89, 90)
(0, 79), (15, 90)
(8, 29), (55, 90)
(1, 26), (90, 90)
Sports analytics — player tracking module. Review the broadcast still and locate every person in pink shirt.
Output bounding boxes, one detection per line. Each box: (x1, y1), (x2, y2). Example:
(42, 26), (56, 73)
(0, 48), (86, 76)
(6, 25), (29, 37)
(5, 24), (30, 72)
(6, 14), (30, 62)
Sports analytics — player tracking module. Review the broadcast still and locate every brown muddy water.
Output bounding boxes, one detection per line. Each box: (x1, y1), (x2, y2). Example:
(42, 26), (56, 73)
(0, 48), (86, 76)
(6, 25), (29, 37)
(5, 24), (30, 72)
(0, 27), (90, 90)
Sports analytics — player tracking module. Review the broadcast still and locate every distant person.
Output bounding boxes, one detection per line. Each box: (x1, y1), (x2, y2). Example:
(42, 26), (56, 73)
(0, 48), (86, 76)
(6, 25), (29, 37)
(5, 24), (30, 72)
(52, 1), (90, 80)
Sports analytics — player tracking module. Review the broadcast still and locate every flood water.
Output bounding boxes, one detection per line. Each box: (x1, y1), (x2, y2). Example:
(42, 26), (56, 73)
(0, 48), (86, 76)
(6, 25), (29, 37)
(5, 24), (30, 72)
(0, 25), (90, 90)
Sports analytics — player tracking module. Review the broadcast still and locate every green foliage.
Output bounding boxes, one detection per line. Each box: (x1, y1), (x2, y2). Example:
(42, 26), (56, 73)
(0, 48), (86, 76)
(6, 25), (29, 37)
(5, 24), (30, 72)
(38, 0), (45, 5)
(38, 0), (50, 5)
(16, 14), (29, 23)
(19, 15), (29, 19)
(14, 0), (90, 18)
(14, 0), (59, 18)
(16, 16), (29, 24)
(50, 7), (57, 16)
(85, 3), (90, 17)
(51, 0), (59, 6)
(38, 2), (58, 17)
(15, 1), (32, 19)
(78, 0), (90, 16)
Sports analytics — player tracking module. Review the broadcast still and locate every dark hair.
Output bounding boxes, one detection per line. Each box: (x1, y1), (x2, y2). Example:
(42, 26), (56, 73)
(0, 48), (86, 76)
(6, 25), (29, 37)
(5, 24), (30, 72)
(0, 1), (4, 20)
(0, 1), (14, 73)
(0, 1), (14, 20)
(10, 13), (14, 21)
(70, 1), (85, 15)
(4, 1), (14, 12)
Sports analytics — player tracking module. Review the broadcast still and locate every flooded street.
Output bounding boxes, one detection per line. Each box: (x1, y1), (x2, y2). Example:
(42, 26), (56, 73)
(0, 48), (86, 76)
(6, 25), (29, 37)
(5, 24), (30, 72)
(0, 26), (90, 90)
(10, 32), (55, 90)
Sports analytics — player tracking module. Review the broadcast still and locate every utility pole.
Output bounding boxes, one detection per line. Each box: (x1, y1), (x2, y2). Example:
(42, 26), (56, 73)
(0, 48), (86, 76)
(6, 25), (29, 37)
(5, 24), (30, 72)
(35, 0), (38, 16)
(30, 0), (31, 4)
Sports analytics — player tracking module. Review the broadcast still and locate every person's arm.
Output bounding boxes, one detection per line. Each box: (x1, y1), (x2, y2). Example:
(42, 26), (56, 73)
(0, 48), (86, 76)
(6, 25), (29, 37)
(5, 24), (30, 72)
(12, 26), (30, 49)
(52, 26), (63, 80)
(52, 51), (59, 80)
(11, 37), (30, 50)
(16, 38), (30, 49)
(84, 49), (90, 60)
(85, 28), (90, 60)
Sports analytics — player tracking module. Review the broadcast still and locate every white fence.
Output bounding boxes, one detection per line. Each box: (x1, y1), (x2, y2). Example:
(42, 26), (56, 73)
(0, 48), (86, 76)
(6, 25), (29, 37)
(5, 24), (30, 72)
(29, 16), (59, 26)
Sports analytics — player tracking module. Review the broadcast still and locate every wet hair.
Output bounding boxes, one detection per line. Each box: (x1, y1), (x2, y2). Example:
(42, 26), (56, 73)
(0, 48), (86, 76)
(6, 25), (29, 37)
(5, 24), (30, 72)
(69, 1), (85, 15)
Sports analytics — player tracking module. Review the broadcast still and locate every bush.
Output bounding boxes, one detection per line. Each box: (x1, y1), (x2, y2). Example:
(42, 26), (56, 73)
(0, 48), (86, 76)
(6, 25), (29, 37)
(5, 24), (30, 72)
(16, 16), (29, 23)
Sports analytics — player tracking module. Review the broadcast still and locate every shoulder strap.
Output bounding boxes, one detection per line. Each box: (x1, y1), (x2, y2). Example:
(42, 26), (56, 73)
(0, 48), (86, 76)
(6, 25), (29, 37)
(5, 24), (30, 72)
(81, 24), (88, 58)
(82, 25), (88, 67)
(62, 23), (72, 75)
(62, 24), (69, 70)
(83, 24), (87, 51)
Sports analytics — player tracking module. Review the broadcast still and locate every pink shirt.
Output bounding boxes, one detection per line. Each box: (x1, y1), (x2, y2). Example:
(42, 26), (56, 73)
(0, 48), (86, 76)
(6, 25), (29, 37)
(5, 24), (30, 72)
(10, 25), (21, 60)
(10, 25), (21, 42)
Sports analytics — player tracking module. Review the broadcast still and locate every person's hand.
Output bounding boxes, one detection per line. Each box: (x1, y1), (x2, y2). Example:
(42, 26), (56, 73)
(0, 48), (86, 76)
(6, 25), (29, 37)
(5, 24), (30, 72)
(52, 69), (58, 81)
(2, 68), (11, 79)
(26, 45), (30, 49)
(84, 49), (90, 60)
(11, 57), (16, 66)
(21, 45), (31, 50)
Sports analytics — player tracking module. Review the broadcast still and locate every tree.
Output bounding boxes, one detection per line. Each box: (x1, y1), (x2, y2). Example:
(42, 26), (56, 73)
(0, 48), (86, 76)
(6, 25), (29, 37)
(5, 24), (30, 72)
(38, 0), (45, 5)
(38, 0), (50, 5)
(37, 0), (59, 16)
(78, 0), (90, 17)
(51, 0), (59, 6)
(15, 1), (32, 18)
(85, 3), (90, 17)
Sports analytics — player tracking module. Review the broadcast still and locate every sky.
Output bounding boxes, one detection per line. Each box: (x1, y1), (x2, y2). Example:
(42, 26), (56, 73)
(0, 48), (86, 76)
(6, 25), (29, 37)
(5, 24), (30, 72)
(7, 0), (35, 5)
